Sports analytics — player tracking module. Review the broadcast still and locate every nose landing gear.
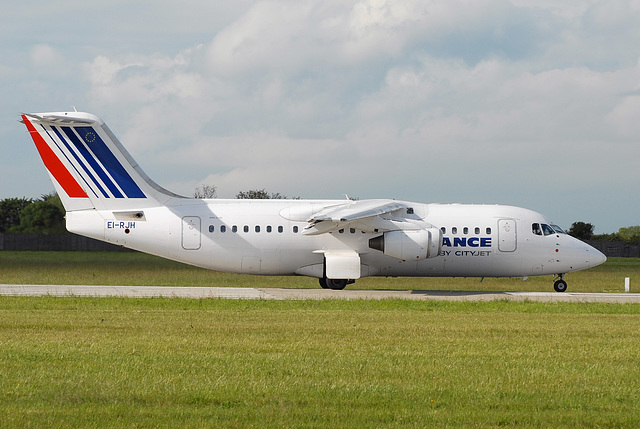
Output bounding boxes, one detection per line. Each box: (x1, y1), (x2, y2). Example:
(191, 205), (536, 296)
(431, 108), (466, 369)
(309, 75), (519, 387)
(553, 274), (567, 292)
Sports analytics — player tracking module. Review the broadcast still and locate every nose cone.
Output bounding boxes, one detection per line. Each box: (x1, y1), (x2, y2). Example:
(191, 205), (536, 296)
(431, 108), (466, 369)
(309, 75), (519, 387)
(588, 246), (607, 268)
(562, 236), (607, 273)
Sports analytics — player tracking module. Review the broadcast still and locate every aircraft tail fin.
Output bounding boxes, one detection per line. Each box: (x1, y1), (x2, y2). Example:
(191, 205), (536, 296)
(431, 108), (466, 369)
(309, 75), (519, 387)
(21, 112), (183, 212)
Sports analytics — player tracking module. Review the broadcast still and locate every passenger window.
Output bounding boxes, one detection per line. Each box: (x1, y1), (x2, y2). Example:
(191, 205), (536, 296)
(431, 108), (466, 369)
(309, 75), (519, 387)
(220, 225), (226, 233)
(532, 223), (542, 236)
(278, 226), (283, 233)
(350, 228), (356, 234)
(255, 226), (260, 233)
(267, 226), (272, 233)
(452, 227), (458, 234)
(475, 227), (480, 234)
(209, 225), (214, 233)
(463, 227), (469, 235)
(232, 225), (237, 233)
(339, 229), (344, 234)
(244, 225), (249, 233)
(293, 226), (299, 233)
(486, 227), (492, 235)
(441, 227), (446, 234)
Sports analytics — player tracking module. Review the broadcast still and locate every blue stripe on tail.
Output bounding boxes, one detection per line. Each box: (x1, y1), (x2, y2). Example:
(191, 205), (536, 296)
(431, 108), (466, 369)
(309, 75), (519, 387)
(61, 127), (124, 198)
(75, 127), (146, 198)
(51, 126), (106, 198)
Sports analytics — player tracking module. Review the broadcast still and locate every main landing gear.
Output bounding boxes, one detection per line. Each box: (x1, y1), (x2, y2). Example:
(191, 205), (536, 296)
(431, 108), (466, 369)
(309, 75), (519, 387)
(319, 278), (354, 290)
(553, 274), (568, 293)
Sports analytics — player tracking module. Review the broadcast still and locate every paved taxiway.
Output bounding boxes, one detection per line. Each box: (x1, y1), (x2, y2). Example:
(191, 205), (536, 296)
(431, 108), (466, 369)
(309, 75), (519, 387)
(1, 284), (639, 303)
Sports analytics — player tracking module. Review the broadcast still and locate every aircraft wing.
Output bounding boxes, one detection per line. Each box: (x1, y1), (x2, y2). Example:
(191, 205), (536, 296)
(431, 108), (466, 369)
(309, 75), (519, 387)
(304, 199), (411, 235)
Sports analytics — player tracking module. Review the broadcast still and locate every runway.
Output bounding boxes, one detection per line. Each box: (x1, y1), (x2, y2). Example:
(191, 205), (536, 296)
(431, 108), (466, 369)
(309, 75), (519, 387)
(1, 284), (639, 303)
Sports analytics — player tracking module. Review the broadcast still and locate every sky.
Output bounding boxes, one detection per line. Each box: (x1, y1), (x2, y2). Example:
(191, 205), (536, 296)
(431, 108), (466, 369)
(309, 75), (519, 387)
(2, 0), (639, 234)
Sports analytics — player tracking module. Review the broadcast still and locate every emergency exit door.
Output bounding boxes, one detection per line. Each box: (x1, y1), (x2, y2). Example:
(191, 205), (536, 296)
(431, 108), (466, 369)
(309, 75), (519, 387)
(182, 216), (201, 250)
(498, 219), (517, 252)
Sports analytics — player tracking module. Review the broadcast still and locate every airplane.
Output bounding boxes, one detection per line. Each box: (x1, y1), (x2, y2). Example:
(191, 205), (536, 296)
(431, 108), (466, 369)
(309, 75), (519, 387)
(21, 111), (607, 292)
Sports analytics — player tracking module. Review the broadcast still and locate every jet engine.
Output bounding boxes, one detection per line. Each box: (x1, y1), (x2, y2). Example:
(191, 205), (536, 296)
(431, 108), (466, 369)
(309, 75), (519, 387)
(369, 228), (442, 260)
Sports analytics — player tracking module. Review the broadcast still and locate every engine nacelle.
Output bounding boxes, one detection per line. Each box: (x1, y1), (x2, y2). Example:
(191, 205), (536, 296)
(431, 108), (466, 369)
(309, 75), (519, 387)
(369, 228), (442, 260)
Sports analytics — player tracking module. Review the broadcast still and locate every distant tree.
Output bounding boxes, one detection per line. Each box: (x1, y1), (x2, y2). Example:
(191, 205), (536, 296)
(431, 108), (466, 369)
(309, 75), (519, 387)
(236, 189), (286, 199)
(41, 192), (64, 212)
(617, 226), (640, 244)
(11, 200), (66, 234)
(194, 184), (217, 199)
(591, 232), (619, 241)
(568, 222), (594, 240)
(0, 197), (33, 233)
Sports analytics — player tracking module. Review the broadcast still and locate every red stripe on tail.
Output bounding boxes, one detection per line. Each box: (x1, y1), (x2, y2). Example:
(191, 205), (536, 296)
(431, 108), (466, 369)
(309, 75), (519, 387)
(22, 115), (88, 199)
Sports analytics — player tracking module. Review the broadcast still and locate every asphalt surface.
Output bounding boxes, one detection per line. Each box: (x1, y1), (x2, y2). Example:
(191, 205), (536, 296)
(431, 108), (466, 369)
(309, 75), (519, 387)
(1, 284), (639, 303)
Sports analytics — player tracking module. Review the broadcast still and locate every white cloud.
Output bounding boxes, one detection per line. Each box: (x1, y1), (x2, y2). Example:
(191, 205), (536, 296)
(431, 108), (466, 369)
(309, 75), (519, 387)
(30, 44), (61, 67)
(605, 95), (640, 139)
(205, 1), (321, 76)
(83, 52), (210, 105)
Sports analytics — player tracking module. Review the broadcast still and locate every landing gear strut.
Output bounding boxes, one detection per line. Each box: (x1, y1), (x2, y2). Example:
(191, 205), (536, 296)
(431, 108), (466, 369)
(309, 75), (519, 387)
(553, 274), (567, 293)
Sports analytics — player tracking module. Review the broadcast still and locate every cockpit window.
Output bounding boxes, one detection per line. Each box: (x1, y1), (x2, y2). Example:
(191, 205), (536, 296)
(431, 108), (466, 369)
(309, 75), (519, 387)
(532, 223), (542, 236)
(534, 223), (565, 236)
(535, 222), (566, 236)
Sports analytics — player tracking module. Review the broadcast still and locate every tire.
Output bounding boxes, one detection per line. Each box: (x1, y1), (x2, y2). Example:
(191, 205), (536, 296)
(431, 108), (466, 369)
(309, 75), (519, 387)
(319, 278), (328, 289)
(554, 279), (568, 293)
(326, 278), (348, 290)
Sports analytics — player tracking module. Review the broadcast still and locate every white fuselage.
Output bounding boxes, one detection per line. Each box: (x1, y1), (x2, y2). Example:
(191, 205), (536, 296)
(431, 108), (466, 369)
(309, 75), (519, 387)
(22, 111), (607, 291)
(68, 200), (603, 280)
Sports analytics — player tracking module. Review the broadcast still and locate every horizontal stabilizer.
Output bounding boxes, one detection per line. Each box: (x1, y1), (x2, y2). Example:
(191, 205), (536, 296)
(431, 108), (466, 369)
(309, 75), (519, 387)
(22, 113), (96, 125)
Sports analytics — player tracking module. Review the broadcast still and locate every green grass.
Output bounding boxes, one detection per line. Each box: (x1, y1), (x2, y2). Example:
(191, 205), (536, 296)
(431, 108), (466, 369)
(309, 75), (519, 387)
(1, 297), (639, 428)
(0, 251), (638, 293)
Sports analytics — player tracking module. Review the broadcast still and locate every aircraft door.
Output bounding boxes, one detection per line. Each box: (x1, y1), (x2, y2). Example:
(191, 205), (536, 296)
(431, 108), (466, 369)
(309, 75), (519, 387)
(182, 216), (201, 250)
(498, 219), (517, 252)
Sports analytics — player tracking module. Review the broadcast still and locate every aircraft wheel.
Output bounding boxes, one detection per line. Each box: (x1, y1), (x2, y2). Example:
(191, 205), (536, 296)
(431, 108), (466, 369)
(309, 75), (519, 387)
(326, 278), (348, 290)
(554, 279), (568, 293)
(319, 278), (328, 289)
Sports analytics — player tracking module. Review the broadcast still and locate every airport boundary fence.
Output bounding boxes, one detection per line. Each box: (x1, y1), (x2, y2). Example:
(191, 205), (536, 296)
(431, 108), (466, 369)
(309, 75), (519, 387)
(0, 233), (129, 252)
(0, 234), (637, 257)
(586, 240), (640, 258)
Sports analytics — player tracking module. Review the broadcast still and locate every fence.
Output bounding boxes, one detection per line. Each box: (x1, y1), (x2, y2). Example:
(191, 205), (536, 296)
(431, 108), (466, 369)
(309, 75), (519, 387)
(1, 234), (638, 257)
(586, 240), (640, 258)
(0, 233), (129, 252)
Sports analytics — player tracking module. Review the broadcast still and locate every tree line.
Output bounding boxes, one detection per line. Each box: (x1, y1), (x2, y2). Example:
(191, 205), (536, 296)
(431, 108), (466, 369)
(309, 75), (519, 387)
(0, 193), (66, 234)
(568, 222), (640, 244)
(0, 187), (296, 235)
(2, 190), (638, 244)
(193, 185), (298, 200)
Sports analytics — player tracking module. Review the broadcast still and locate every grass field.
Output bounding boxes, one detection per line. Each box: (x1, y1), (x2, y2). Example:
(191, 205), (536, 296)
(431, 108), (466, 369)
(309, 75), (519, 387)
(1, 252), (640, 427)
(0, 251), (638, 293)
(1, 297), (640, 428)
